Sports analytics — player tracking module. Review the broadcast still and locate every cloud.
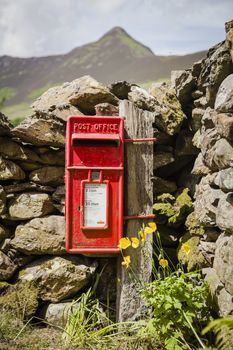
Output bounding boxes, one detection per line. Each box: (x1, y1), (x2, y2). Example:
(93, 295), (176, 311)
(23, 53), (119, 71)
(0, 0), (232, 57)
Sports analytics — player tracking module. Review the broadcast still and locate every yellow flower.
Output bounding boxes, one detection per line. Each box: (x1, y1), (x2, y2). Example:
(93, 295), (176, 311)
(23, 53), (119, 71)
(139, 229), (147, 242)
(181, 243), (191, 255)
(121, 255), (131, 268)
(117, 237), (131, 250)
(144, 226), (154, 235)
(131, 237), (140, 249)
(159, 258), (169, 268)
(148, 222), (157, 232)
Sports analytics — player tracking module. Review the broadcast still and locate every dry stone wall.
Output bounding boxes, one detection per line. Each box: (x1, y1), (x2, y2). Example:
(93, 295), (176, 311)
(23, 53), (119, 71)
(0, 20), (233, 323)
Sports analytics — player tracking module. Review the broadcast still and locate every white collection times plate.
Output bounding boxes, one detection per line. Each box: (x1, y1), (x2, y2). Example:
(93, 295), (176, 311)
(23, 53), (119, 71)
(83, 183), (107, 228)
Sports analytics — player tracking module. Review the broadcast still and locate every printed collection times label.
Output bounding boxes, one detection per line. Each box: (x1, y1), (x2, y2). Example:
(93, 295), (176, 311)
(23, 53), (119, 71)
(83, 183), (107, 228)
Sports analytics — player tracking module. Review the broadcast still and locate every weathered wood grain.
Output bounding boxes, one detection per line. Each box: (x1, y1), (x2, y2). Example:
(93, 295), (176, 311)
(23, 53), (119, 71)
(117, 100), (154, 321)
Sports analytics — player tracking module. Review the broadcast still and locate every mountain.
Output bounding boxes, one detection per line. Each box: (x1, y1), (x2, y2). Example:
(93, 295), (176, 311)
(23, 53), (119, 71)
(0, 27), (206, 119)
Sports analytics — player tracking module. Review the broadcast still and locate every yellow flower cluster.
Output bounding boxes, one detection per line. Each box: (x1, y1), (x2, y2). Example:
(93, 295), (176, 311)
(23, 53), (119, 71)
(118, 222), (157, 268)
(159, 258), (169, 268)
(181, 243), (191, 255)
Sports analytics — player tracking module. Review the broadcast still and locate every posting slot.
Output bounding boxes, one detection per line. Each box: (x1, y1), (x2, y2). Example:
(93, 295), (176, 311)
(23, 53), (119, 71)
(72, 133), (120, 147)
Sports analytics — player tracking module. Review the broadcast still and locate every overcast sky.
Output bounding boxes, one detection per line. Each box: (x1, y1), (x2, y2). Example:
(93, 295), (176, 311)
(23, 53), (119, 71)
(0, 0), (232, 57)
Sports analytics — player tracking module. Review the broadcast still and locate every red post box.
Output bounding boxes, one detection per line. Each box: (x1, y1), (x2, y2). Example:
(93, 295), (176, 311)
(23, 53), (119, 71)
(65, 116), (124, 254)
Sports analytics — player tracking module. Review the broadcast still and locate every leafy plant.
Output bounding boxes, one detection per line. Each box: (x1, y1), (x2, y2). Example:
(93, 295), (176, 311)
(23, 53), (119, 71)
(63, 287), (161, 350)
(202, 318), (233, 350)
(63, 288), (111, 346)
(143, 270), (211, 350)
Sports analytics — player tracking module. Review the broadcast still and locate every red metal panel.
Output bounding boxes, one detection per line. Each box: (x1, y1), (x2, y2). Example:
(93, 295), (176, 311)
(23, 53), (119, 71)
(65, 116), (124, 255)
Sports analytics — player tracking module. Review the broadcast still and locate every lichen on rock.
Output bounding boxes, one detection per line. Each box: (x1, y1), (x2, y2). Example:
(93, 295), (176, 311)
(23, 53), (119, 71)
(153, 188), (193, 226)
(0, 281), (39, 320)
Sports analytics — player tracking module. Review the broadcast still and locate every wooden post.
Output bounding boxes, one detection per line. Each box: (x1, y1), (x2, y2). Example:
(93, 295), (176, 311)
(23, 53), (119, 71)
(117, 100), (154, 321)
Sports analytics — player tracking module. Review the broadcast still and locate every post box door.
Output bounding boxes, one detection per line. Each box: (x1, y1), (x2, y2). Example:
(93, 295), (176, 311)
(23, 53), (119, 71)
(65, 116), (124, 254)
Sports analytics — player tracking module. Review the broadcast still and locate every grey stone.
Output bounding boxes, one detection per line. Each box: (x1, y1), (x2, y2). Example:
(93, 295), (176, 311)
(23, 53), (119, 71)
(198, 41), (233, 107)
(199, 241), (216, 264)
(153, 128), (173, 145)
(200, 128), (220, 168)
(191, 61), (202, 79)
(153, 152), (174, 170)
(67, 76), (119, 114)
(208, 138), (233, 170)
(0, 238), (11, 253)
(7, 248), (34, 268)
(19, 256), (97, 302)
(175, 130), (198, 157)
(109, 80), (132, 99)
(52, 185), (65, 204)
(40, 302), (79, 327)
(0, 137), (41, 162)
(0, 112), (12, 136)
(226, 21), (233, 62)
(204, 267), (233, 317)
(35, 148), (64, 166)
(190, 108), (205, 132)
(11, 215), (65, 255)
(0, 224), (10, 243)
(0, 251), (17, 281)
(214, 168), (233, 191)
(201, 107), (216, 131)
(192, 129), (202, 149)
(129, 83), (186, 136)
(215, 74), (233, 112)
(12, 114), (66, 147)
(176, 167), (200, 197)
(194, 175), (224, 226)
(204, 228), (221, 242)
(213, 233), (233, 295)
(191, 153), (210, 176)
(149, 83), (186, 135)
(29, 166), (64, 185)
(216, 193), (233, 233)
(4, 182), (54, 194)
(213, 112), (233, 140)
(0, 185), (6, 215)
(193, 96), (207, 109)
(31, 82), (83, 120)
(8, 192), (55, 220)
(128, 85), (158, 112)
(171, 69), (196, 106)
(17, 161), (41, 171)
(0, 157), (25, 180)
(95, 103), (119, 116)
(191, 90), (203, 99)
(152, 176), (177, 194)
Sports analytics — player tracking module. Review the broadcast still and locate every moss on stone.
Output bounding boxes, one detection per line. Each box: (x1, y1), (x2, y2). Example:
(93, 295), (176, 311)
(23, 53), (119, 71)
(157, 193), (175, 203)
(153, 202), (176, 217)
(154, 189), (193, 226)
(176, 188), (193, 208)
(150, 84), (186, 135)
(0, 282), (10, 294)
(185, 212), (205, 236)
(178, 233), (208, 271)
(0, 281), (39, 320)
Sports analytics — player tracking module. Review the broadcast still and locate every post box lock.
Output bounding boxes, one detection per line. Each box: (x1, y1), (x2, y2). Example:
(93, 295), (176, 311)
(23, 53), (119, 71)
(65, 116), (124, 255)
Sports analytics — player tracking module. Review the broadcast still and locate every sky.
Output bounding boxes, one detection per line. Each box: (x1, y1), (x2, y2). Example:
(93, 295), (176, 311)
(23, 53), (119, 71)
(0, 0), (232, 57)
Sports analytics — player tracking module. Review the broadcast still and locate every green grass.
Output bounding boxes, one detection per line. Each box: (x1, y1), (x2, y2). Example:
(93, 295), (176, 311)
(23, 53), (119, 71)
(139, 78), (171, 90)
(28, 83), (59, 100)
(1, 102), (32, 124)
(0, 87), (17, 108)
(119, 35), (152, 58)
